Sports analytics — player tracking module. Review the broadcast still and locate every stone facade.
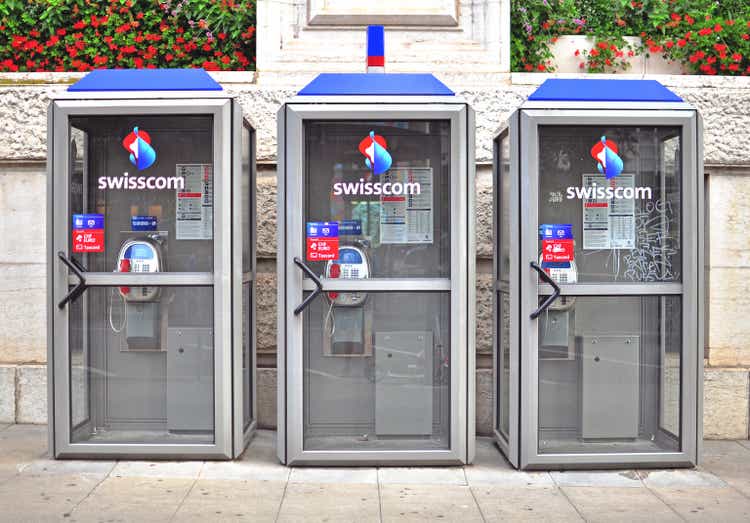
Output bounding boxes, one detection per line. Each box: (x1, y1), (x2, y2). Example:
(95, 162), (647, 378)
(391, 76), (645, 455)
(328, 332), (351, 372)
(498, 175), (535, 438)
(0, 70), (749, 440)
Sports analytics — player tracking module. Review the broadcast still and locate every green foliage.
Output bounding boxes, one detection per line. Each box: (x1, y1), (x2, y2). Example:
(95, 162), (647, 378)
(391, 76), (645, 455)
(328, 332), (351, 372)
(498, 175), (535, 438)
(0, 0), (256, 72)
(512, 0), (750, 75)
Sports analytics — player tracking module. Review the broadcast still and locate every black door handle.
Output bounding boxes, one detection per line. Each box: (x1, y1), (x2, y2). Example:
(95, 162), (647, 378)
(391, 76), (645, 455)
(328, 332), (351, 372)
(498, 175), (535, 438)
(58, 251), (88, 309)
(529, 261), (561, 320)
(293, 257), (323, 315)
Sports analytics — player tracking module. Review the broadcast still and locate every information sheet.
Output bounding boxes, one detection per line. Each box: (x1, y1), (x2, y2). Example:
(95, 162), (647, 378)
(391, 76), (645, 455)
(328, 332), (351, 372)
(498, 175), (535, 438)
(379, 167), (433, 244)
(581, 174), (636, 250)
(176, 164), (213, 240)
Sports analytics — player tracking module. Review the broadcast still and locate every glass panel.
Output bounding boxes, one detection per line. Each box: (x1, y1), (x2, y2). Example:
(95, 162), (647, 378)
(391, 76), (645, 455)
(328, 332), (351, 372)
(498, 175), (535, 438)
(536, 295), (681, 454)
(242, 123), (253, 274)
(242, 282), (253, 430)
(495, 134), (511, 439)
(302, 292), (451, 451)
(69, 286), (215, 444)
(538, 126), (681, 283)
(69, 115), (214, 273)
(304, 120), (451, 278)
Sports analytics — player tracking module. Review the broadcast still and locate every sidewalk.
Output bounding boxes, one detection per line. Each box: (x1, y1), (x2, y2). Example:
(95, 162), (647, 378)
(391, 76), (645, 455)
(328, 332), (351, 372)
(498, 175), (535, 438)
(1, 424), (749, 522)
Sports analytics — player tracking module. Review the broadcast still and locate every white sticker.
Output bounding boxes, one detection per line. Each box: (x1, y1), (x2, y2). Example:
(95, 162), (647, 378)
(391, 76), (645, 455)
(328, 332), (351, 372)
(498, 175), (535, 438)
(176, 164), (213, 240)
(379, 167), (433, 244)
(582, 174), (636, 250)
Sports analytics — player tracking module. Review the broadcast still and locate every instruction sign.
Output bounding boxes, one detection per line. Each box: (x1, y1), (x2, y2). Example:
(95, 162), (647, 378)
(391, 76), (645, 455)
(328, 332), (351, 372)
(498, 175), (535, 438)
(72, 213), (104, 253)
(582, 174), (636, 250)
(176, 164), (213, 240)
(542, 239), (574, 263)
(306, 221), (339, 261)
(380, 167), (433, 244)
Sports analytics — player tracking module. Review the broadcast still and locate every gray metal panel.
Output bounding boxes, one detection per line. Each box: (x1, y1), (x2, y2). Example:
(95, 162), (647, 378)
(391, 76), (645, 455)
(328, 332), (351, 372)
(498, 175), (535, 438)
(375, 331), (433, 436)
(167, 327), (214, 431)
(276, 103), (288, 464)
(581, 335), (640, 439)
(46, 102), (56, 458)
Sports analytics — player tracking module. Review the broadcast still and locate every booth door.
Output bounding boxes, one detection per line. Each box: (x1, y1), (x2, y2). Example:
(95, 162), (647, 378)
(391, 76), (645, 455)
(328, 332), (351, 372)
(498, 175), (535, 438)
(282, 105), (471, 464)
(519, 111), (700, 468)
(50, 100), (235, 458)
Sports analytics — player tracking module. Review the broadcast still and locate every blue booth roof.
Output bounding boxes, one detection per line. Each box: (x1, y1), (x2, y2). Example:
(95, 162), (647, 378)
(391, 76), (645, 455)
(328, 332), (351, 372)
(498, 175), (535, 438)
(297, 73), (454, 96)
(528, 79), (682, 103)
(68, 68), (223, 92)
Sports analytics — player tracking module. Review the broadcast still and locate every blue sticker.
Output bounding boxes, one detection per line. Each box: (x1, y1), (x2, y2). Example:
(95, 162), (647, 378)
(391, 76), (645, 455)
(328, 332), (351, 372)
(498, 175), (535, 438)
(539, 223), (573, 240)
(541, 261), (571, 269)
(306, 221), (338, 238)
(339, 220), (362, 236)
(72, 214), (104, 230)
(131, 215), (158, 231)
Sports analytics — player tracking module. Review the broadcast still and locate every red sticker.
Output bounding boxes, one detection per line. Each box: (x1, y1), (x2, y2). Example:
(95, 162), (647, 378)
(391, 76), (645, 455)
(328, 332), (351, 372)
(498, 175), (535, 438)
(306, 237), (339, 261)
(72, 229), (105, 253)
(542, 239), (574, 263)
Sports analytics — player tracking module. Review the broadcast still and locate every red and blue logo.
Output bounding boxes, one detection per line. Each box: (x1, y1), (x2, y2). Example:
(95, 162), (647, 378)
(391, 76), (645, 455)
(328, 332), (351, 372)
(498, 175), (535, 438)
(358, 131), (392, 175)
(590, 136), (624, 179)
(122, 127), (156, 170)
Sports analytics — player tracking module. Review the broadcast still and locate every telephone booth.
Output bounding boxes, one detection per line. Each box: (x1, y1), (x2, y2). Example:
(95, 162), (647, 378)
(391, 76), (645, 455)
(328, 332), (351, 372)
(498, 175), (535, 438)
(493, 79), (703, 469)
(276, 68), (476, 465)
(47, 69), (256, 459)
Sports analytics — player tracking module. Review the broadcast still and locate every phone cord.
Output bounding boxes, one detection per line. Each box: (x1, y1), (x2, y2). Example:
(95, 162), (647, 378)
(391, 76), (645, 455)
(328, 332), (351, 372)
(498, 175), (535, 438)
(108, 288), (126, 333)
(324, 298), (336, 338)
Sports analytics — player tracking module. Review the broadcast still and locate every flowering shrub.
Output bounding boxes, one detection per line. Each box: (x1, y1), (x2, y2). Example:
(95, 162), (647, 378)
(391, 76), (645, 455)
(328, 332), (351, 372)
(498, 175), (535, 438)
(0, 0), (256, 72)
(512, 0), (750, 75)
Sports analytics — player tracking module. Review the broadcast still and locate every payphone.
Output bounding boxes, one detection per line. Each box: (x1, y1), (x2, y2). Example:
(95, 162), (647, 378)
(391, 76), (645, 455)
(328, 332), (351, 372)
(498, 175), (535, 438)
(493, 78), (703, 470)
(47, 69), (257, 460)
(276, 26), (475, 466)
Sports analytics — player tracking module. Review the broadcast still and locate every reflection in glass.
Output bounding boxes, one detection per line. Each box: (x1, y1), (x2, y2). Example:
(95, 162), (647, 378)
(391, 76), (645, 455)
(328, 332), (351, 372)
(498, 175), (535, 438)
(303, 292), (451, 451)
(304, 120), (451, 278)
(537, 295), (681, 454)
(538, 126), (681, 283)
(69, 286), (215, 444)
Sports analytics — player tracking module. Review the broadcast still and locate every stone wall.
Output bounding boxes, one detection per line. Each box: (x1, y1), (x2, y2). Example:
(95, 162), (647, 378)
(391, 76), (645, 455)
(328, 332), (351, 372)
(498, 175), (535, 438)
(0, 72), (748, 440)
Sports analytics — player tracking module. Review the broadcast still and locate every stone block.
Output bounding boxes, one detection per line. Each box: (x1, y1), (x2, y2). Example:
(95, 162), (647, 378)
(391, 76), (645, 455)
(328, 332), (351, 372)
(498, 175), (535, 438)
(0, 263), (46, 364)
(0, 365), (16, 423)
(255, 272), (278, 354)
(708, 172), (750, 267)
(0, 167), (46, 264)
(256, 367), (277, 430)
(476, 368), (493, 436)
(475, 174), (493, 259)
(256, 173), (277, 259)
(703, 368), (749, 440)
(16, 365), (46, 424)
(708, 267), (750, 367)
(476, 273), (494, 355)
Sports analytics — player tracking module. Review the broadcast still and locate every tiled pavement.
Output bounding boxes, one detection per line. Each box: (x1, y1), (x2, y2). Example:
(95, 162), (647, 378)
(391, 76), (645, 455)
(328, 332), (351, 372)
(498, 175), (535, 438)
(1, 424), (750, 522)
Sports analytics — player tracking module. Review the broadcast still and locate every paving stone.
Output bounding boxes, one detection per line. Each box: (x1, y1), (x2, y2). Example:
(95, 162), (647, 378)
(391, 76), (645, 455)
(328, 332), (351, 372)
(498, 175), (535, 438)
(277, 482), (380, 523)
(551, 470), (643, 488)
(0, 366), (16, 423)
(378, 466), (467, 485)
(651, 487), (750, 522)
(736, 440), (750, 451)
(562, 486), (681, 523)
(172, 479), (285, 522)
(69, 476), (193, 522)
(472, 485), (583, 522)
(699, 441), (750, 498)
(0, 472), (100, 521)
(201, 459), (289, 483)
(20, 459), (115, 478)
(380, 484), (483, 523)
(16, 365), (47, 424)
(289, 467), (377, 484)
(638, 469), (727, 488)
(110, 460), (204, 479)
(466, 466), (553, 486)
(0, 424), (48, 465)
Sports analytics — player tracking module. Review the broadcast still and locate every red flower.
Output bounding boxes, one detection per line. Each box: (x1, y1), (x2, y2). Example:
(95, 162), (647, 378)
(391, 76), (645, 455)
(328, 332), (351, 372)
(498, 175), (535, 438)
(597, 41), (608, 49)
(605, 58), (612, 66)
(29, 29), (40, 38)
(202, 42), (212, 51)
(727, 20), (735, 26)
(165, 53), (174, 62)
(665, 40), (674, 49)
(743, 34), (750, 41)
(677, 39), (687, 47)
(133, 57), (144, 68)
(590, 49), (600, 57)
(729, 63), (740, 72)
(685, 15), (694, 25)
(574, 49), (580, 56)
(714, 43), (727, 53)
(732, 53), (742, 62)
(56, 28), (66, 36)
(714, 24), (723, 33)
(217, 33), (227, 40)
(670, 13), (680, 22)
(46, 36), (59, 47)
(524, 63), (533, 71)
(698, 28), (712, 36)
(73, 20), (86, 30)
(536, 63), (546, 71)
(202, 60), (220, 71)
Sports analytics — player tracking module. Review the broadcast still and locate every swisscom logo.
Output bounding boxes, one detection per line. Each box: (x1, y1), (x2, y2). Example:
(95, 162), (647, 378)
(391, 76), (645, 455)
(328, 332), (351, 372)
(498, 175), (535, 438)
(97, 126), (184, 190)
(332, 130), (421, 196)
(122, 126), (157, 170)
